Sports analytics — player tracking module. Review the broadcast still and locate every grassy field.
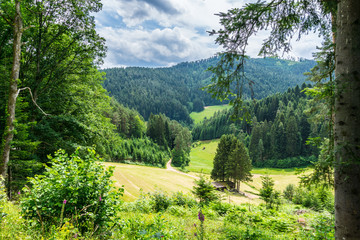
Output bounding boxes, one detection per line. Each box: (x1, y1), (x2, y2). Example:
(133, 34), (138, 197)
(188, 139), (220, 174)
(190, 104), (231, 124)
(101, 140), (308, 205)
(102, 162), (196, 202)
(102, 161), (262, 204)
(188, 139), (308, 193)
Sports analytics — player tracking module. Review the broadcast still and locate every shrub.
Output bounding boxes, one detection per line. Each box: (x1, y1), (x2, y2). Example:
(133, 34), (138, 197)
(149, 189), (171, 212)
(210, 201), (232, 216)
(292, 186), (334, 212)
(283, 184), (295, 201)
(0, 177), (7, 223)
(20, 148), (124, 234)
(170, 191), (197, 207)
(166, 205), (189, 217)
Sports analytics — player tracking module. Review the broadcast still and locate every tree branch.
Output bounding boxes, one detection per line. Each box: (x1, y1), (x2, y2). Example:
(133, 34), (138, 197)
(18, 87), (50, 116)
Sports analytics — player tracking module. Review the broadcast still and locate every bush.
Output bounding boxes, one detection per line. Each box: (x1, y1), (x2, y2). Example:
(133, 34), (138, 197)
(283, 184), (295, 201)
(149, 189), (171, 212)
(20, 148), (124, 234)
(292, 186), (334, 212)
(170, 191), (197, 208)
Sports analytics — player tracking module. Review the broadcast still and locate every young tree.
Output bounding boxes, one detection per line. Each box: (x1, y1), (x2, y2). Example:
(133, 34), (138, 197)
(259, 175), (280, 209)
(192, 175), (218, 206)
(208, 1), (359, 237)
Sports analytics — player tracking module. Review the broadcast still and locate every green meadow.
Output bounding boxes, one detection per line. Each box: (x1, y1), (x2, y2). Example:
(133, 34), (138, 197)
(188, 139), (308, 194)
(190, 104), (232, 124)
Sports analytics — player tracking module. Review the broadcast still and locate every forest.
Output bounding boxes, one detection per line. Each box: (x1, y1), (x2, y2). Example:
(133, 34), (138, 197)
(1, 0), (359, 239)
(102, 57), (315, 124)
(0, 0), (191, 197)
(192, 83), (327, 168)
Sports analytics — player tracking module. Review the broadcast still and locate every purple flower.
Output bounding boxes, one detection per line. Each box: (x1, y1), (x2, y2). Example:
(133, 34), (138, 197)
(99, 196), (102, 202)
(194, 223), (197, 227)
(194, 233), (197, 237)
(63, 199), (67, 204)
(198, 211), (205, 222)
(17, 191), (21, 195)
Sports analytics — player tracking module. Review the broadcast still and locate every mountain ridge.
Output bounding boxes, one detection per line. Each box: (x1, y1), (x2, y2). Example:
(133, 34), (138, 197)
(102, 57), (316, 124)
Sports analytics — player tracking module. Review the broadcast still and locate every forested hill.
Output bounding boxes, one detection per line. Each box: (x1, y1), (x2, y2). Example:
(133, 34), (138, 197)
(102, 57), (315, 124)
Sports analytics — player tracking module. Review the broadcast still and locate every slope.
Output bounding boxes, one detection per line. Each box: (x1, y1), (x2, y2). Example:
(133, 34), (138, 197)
(102, 57), (315, 124)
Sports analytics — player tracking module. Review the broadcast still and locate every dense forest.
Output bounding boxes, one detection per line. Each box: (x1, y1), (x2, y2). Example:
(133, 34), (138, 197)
(0, 0), (191, 196)
(102, 57), (315, 124)
(192, 84), (328, 168)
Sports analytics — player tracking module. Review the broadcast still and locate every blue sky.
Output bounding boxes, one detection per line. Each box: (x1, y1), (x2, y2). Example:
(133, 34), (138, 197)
(94, 0), (323, 68)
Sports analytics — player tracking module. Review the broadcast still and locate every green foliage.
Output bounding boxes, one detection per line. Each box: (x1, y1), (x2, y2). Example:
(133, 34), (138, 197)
(259, 176), (281, 209)
(1, 185), (336, 240)
(283, 184), (295, 201)
(20, 148), (124, 234)
(147, 114), (192, 167)
(114, 213), (187, 239)
(103, 57), (315, 125)
(192, 175), (219, 206)
(299, 138), (334, 188)
(193, 85), (324, 169)
(211, 134), (252, 190)
(125, 190), (197, 214)
(116, 137), (169, 167)
(292, 185), (334, 212)
(150, 190), (171, 212)
(211, 134), (238, 181)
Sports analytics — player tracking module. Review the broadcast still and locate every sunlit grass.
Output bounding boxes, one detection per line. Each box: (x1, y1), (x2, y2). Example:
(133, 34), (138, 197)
(190, 105), (231, 124)
(188, 139), (310, 193)
(188, 139), (219, 174)
(102, 162), (196, 201)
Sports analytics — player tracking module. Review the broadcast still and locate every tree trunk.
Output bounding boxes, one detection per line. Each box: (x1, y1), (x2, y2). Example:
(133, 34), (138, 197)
(334, 0), (360, 238)
(1, 0), (23, 182)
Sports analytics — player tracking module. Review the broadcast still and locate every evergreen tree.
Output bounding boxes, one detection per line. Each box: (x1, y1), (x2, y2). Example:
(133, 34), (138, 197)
(228, 140), (252, 191)
(211, 134), (237, 181)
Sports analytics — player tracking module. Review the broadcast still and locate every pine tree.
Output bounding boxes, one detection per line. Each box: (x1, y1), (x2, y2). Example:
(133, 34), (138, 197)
(228, 140), (252, 192)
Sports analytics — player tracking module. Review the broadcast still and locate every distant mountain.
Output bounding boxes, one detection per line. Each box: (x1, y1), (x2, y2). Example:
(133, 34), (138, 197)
(102, 57), (315, 124)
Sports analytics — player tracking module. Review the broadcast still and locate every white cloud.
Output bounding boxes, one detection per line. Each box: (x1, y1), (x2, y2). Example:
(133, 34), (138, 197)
(95, 0), (322, 68)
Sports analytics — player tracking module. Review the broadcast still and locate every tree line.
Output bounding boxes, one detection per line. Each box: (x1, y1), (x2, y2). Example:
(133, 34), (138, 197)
(192, 84), (327, 168)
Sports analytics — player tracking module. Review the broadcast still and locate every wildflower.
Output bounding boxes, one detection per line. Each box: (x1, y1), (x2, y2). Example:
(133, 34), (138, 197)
(63, 199), (67, 204)
(99, 196), (102, 202)
(194, 233), (197, 237)
(194, 223), (197, 227)
(198, 211), (205, 222)
(17, 191), (21, 195)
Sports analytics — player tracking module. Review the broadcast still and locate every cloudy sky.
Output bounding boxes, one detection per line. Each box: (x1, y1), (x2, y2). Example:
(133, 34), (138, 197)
(94, 0), (323, 68)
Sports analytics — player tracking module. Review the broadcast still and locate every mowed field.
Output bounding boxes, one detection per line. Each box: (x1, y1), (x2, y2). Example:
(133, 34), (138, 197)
(190, 104), (232, 124)
(102, 161), (263, 204)
(102, 162), (197, 202)
(188, 139), (307, 193)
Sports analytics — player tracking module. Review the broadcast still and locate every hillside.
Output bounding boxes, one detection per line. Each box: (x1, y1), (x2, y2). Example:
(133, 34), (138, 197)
(102, 57), (315, 124)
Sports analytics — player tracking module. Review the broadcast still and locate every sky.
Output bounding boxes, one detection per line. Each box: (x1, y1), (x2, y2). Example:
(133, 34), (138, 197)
(94, 0), (323, 68)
